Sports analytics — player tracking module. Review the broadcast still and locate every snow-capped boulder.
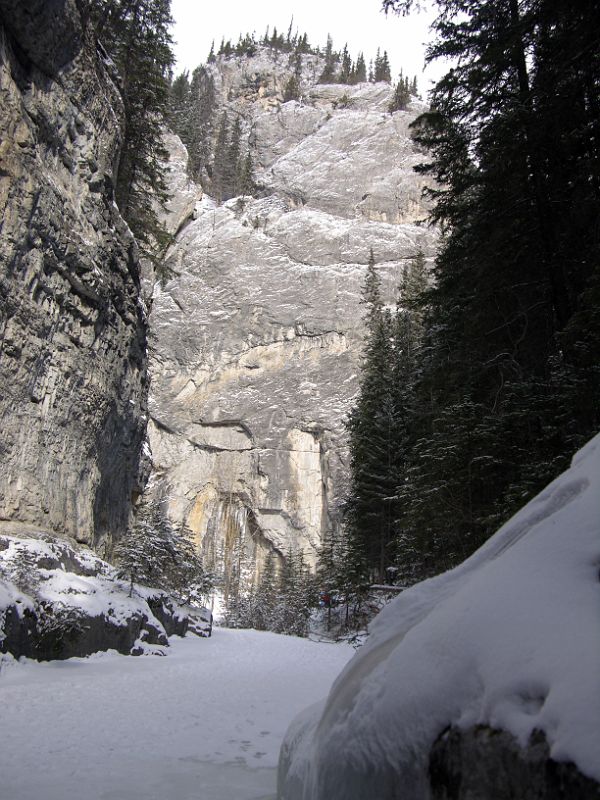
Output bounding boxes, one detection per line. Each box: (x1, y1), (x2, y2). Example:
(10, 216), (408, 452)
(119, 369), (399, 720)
(0, 533), (209, 660)
(277, 433), (600, 799)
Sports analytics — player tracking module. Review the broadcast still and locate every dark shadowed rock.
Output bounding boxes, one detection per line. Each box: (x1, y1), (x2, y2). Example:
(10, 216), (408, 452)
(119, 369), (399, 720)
(429, 726), (600, 800)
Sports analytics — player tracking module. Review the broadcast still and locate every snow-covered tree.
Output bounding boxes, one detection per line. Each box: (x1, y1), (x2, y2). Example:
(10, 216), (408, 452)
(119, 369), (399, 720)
(115, 502), (212, 602)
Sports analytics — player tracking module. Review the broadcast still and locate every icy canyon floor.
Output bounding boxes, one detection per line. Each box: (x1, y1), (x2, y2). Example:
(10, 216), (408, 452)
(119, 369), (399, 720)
(0, 628), (353, 800)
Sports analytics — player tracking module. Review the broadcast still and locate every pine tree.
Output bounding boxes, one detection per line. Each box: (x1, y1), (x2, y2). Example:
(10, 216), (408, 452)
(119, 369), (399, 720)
(339, 45), (352, 83)
(168, 70), (192, 142)
(374, 48), (391, 82)
(345, 250), (401, 583)
(92, 0), (174, 259)
(354, 53), (367, 83)
(383, 0), (600, 574)
(380, 51), (392, 82)
(211, 111), (230, 203)
(238, 150), (256, 196)
(318, 35), (337, 83)
(249, 550), (279, 630)
(389, 71), (411, 112)
(296, 33), (310, 54)
(188, 66), (216, 182)
(373, 48), (382, 81)
(272, 550), (315, 637)
(315, 527), (353, 632)
(226, 116), (243, 198)
(115, 501), (212, 601)
(283, 74), (301, 101)
(167, 527), (214, 606)
(286, 17), (294, 46)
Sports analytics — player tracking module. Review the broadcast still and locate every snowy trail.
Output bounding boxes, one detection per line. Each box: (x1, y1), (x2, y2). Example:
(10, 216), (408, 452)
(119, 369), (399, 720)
(0, 628), (353, 800)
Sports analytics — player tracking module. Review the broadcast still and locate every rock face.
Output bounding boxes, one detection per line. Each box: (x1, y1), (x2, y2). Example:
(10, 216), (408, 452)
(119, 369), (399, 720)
(0, 532), (213, 660)
(429, 726), (600, 800)
(148, 48), (437, 583)
(0, 0), (148, 546)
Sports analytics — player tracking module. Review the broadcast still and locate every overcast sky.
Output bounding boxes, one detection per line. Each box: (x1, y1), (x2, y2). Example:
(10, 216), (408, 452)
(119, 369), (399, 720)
(170, 0), (445, 96)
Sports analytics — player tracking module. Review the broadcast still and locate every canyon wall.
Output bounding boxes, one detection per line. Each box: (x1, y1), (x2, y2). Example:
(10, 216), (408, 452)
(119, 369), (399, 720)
(148, 48), (437, 581)
(0, 0), (148, 547)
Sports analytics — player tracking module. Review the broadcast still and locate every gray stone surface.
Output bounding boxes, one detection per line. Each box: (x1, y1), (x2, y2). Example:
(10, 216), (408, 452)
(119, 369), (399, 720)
(0, 0), (148, 546)
(146, 49), (437, 579)
(429, 726), (600, 800)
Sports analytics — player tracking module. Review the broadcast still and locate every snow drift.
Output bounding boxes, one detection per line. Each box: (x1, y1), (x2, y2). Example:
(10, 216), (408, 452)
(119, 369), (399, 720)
(278, 434), (600, 799)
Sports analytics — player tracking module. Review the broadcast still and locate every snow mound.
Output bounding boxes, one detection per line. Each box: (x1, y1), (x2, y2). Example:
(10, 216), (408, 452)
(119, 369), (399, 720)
(278, 434), (600, 799)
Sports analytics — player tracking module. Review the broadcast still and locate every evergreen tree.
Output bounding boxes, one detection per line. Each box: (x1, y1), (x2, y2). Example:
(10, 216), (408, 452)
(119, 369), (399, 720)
(389, 71), (411, 112)
(345, 250), (401, 583)
(383, 0), (600, 575)
(168, 70), (192, 142)
(286, 17), (294, 46)
(272, 550), (315, 637)
(354, 53), (367, 83)
(339, 45), (352, 83)
(167, 526), (214, 606)
(92, 0), (174, 258)
(115, 501), (212, 601)
(374, 48), (391, 82)
(380, 51), (392, 82)
(187, 66), (216, 182)
(248, 551), (279, 630)
(318, 35), (337, 83)
(211, 111), (230, 202)
(283, 74), (301, 101)
(296, 33), (310, 55)
(238, 150), (256, 196)
(226, 116), (243, 198)
(373, 48), (382, 81)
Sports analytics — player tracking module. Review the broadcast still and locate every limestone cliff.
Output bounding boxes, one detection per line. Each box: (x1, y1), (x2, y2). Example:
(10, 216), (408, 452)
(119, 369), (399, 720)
(148, 47), (437, 583)
(0, 0), (148, 547)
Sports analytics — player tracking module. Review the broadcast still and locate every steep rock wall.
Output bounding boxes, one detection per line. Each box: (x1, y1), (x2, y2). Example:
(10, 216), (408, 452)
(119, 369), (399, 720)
(148, 49), (437, 577)
(0, 0), (148, 546)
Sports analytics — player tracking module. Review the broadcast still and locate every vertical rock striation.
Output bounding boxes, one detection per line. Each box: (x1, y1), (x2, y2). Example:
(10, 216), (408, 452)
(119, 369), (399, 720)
(148, 48), (437, 579)
(0, 0), (148, 546)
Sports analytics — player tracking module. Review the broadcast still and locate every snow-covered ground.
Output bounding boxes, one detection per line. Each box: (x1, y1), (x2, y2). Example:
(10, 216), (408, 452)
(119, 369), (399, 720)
(0, 628), (353, 800)
(279, 433), (600, 799)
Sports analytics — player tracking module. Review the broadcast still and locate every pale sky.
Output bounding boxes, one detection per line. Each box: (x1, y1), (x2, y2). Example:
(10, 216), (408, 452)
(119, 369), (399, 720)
(170, 0), (445, 96)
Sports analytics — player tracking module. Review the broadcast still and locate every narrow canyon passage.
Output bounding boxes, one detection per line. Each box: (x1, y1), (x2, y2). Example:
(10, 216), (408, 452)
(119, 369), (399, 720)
(0, 630), (353, 800)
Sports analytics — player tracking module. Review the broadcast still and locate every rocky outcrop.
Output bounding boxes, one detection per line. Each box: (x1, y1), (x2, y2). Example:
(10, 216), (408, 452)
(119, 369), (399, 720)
(0, 0), (148, 547)
(429, 726), (600, 800)
(148, 49), (437, 584)
(0, 533), (211, 660)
